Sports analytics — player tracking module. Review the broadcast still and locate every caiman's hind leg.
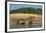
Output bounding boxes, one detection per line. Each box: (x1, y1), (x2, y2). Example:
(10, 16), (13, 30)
(28, 16), (35, 27)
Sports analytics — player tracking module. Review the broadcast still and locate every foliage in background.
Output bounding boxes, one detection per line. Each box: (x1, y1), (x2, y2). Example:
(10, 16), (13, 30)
(10, 7), (42, 15)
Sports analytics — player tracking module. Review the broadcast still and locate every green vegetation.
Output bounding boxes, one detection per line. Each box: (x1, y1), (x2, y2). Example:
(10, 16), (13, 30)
(10, 7), (42, 15)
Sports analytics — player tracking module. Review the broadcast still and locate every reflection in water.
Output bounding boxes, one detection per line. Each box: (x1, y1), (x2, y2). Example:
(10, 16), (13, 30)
(10, 21), (42, 29)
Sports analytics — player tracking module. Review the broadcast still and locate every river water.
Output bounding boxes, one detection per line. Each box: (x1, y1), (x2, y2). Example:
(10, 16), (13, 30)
(10, 20), (42, 29)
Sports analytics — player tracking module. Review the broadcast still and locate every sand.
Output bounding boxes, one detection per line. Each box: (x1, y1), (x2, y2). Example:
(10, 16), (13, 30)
(10, 13), (42, 21)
